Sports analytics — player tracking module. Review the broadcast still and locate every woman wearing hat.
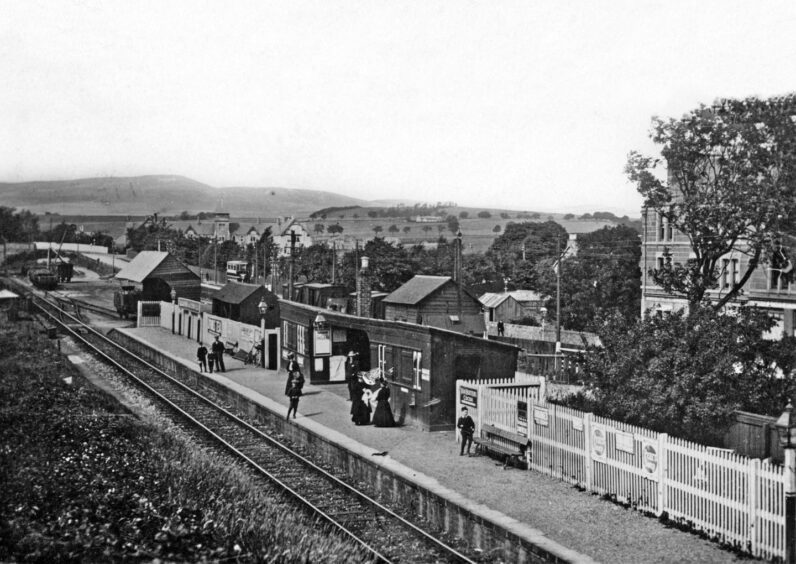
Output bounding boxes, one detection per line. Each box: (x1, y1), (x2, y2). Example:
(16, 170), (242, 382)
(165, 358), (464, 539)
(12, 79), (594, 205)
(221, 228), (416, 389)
(350, 374), (372, 425)
(372, 378), (396, 427)
(345, 350), (359, 402)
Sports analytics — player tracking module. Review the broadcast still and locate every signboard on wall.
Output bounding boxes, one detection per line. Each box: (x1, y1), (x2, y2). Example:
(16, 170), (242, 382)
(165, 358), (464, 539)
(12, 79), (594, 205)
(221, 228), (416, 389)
(533, 406), (549, 427)
(208, 318), (222, 335)
(591, 424), (607, 463)
(314, 328), (331, 356)
(641, 438), (659, 481)
(460, 387), (477, 408)
(616, 431), (634, 454)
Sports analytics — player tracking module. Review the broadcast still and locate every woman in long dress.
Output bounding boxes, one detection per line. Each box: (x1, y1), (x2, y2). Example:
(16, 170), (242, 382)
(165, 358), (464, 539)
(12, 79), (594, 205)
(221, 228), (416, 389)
(350, 376), (371, 425)
(372, 379), (396, 427)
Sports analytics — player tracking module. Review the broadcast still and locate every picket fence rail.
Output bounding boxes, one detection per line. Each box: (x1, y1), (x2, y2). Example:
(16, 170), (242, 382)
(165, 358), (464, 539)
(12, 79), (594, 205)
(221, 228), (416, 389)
(455, 378), (786, 561)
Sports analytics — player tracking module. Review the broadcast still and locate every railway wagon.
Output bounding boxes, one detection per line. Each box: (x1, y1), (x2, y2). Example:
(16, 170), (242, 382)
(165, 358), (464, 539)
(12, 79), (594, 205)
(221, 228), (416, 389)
(28, 267), (59, 291)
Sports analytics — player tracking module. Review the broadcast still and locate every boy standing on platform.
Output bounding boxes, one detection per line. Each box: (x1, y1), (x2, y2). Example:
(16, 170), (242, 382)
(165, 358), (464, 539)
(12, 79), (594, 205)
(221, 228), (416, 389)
(457, 407), (475, 456)
(197, 342), (208, 372)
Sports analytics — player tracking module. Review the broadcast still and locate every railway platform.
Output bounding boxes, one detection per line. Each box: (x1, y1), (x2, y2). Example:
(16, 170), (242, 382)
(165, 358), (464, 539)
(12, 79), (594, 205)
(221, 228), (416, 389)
(111, 326), (752, 564)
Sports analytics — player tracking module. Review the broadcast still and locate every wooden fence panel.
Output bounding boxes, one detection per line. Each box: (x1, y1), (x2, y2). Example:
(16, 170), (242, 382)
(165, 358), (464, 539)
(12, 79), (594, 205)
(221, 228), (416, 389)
(459, 379), (788, 560)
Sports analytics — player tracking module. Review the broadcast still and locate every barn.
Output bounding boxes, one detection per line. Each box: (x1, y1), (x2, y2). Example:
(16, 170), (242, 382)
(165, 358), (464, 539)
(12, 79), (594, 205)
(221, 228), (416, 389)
(114, 251), (201, 302)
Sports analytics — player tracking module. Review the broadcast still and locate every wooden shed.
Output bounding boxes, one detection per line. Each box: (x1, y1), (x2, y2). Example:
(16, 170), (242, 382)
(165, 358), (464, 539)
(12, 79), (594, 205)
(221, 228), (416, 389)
(114, 251), (200, 301)
(212, 282), (279, 328)
(382, 275), (484, 335)
(280, 300), (518, 431)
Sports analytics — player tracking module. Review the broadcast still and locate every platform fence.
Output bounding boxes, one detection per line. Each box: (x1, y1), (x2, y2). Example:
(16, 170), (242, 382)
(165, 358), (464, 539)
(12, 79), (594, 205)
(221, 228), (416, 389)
(455, 378), (787, 561)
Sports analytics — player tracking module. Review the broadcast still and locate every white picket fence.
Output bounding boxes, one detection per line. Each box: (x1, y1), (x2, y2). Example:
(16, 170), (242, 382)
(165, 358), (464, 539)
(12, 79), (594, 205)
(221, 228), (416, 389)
(455, 379), (787, 560)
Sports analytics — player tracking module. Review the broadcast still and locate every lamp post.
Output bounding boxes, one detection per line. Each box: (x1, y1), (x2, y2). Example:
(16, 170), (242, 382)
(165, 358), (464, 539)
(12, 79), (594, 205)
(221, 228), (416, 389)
(258, 297), (268, 368)
(776, 400), (796, 564)
(170, 288), (177, 334)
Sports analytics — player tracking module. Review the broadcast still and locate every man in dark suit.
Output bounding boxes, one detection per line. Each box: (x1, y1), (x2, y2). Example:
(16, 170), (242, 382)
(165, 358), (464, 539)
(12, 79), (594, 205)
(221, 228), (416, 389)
(457, 407), (475, 456)
(212, 336), (226, 372)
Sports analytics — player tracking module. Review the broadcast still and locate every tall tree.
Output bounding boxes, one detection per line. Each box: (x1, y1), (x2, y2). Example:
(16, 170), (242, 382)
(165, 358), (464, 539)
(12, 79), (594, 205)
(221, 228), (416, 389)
(575, 307), (796, 445)
(534, 225), (642, 331)
(626, 95), (796, 310)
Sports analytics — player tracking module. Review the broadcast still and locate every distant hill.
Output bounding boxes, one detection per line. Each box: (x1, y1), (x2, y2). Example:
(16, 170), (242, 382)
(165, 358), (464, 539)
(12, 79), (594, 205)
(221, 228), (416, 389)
(0, 175), (367, 217)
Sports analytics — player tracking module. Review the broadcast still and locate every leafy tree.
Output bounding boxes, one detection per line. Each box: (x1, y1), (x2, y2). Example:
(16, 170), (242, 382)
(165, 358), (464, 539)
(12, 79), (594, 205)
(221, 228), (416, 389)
(488, 221), (567, 288)
(179, 210), (192, 220)
(367, 211), (378, 218)
(327, 223), (344, 235)
(422, 225), (432, 236)
(477, 211), (491, 219)
(626, 95), (796, 310)
(574, 307), (796, 445)
(296, 243), (335, 284)
(459, 211), (469, 219)
(500, 212), (510, 219)
(0, 207), (39, 242)
(534, 225), (641, 331)
(563, 213), (575, 220)
(446, 215), (460, 234)
(388, 224), (400, 234)
(372, 225), (383, 236)
(314, 223), (325, 234)
(339, 238), (414, 292)
(402, 226), (411, 234)
(493, 225), (501, 233)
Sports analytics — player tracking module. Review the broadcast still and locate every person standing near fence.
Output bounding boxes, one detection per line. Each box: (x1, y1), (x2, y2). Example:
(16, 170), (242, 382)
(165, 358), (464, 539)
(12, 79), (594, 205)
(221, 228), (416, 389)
(457, 407), (475, 456)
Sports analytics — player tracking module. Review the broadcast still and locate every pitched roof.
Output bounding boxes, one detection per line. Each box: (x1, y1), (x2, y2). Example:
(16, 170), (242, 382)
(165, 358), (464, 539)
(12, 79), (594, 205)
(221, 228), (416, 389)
(383, 275), (451, 305)
(479, 292), (514, 308)
(509, 290), (544, 302)
(213, 282), (264, 304)
(114, 251), (170, 282)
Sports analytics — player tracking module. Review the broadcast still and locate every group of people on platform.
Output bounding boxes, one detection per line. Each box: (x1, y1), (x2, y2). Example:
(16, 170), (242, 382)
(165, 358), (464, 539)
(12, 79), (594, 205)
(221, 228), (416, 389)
(346, 351), (396, 427)
(196, 336), (227, 373)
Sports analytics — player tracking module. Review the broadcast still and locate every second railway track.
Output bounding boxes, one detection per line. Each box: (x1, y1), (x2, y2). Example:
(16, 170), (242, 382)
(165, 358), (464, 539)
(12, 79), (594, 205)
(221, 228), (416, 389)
(33, 294), (481, 564)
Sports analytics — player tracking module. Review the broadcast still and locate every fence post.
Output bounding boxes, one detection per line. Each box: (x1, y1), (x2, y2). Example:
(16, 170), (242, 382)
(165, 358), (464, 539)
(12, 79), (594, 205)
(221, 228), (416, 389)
(477, 385), (483, 438)
(136, 299), (143, 327)
(455, 380), (461, 444)
(658, 433), (668, 517)
(748, 457), (760, 557)
(584, 412), (593, 492)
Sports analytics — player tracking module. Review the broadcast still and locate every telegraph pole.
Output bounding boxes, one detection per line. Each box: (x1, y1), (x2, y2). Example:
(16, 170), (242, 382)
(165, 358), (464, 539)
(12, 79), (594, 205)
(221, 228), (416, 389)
(555, 235), (562, 375)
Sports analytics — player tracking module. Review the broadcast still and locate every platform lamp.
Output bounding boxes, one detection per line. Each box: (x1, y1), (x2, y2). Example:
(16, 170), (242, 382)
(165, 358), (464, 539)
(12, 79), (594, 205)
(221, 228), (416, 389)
(776, 400), (796, 564)
(170, 288), (177, 334)
(258, 297), (268, 368)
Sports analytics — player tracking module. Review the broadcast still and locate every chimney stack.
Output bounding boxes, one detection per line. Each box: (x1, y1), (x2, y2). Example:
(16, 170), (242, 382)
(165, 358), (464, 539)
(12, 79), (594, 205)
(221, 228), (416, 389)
(356, 256), (371, 317)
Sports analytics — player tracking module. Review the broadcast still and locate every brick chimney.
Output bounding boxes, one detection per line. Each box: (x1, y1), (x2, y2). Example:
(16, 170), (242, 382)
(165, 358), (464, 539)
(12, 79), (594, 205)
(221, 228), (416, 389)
(356, 256), (371, 317)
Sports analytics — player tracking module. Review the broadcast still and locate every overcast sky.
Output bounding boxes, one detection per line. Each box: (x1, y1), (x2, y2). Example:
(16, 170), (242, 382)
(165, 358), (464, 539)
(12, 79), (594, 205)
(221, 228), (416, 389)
(3, 1), (796, 215)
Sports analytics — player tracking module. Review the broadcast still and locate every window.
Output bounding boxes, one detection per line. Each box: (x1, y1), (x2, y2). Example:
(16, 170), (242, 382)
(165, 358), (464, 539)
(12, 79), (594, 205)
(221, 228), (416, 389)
(283, 321), (296, 349)
(378, 344), (387, 378)
(721, 258), (739, 290)
(413, 351), (422, 389)
(657, 211), (673, 242)
(297, 325), (306, 355)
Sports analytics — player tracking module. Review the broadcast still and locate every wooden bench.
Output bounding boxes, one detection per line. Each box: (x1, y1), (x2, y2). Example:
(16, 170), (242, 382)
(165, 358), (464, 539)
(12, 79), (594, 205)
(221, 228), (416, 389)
(232, 348), (249, 362)
(473, 424), (530, 469)
(223, 340), (238, 355)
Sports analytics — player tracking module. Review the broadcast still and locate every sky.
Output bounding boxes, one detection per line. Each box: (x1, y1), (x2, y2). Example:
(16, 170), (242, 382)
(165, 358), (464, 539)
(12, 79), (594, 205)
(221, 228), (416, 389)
(3, 1), (796, 216)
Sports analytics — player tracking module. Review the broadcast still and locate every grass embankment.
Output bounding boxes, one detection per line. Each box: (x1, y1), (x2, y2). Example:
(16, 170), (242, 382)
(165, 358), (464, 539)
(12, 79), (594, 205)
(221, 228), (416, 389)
(0, 324), (367, 562)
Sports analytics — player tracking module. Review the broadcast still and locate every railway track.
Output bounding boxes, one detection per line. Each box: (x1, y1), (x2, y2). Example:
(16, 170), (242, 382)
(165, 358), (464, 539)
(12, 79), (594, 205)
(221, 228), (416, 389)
(32, 295), (480, 564)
